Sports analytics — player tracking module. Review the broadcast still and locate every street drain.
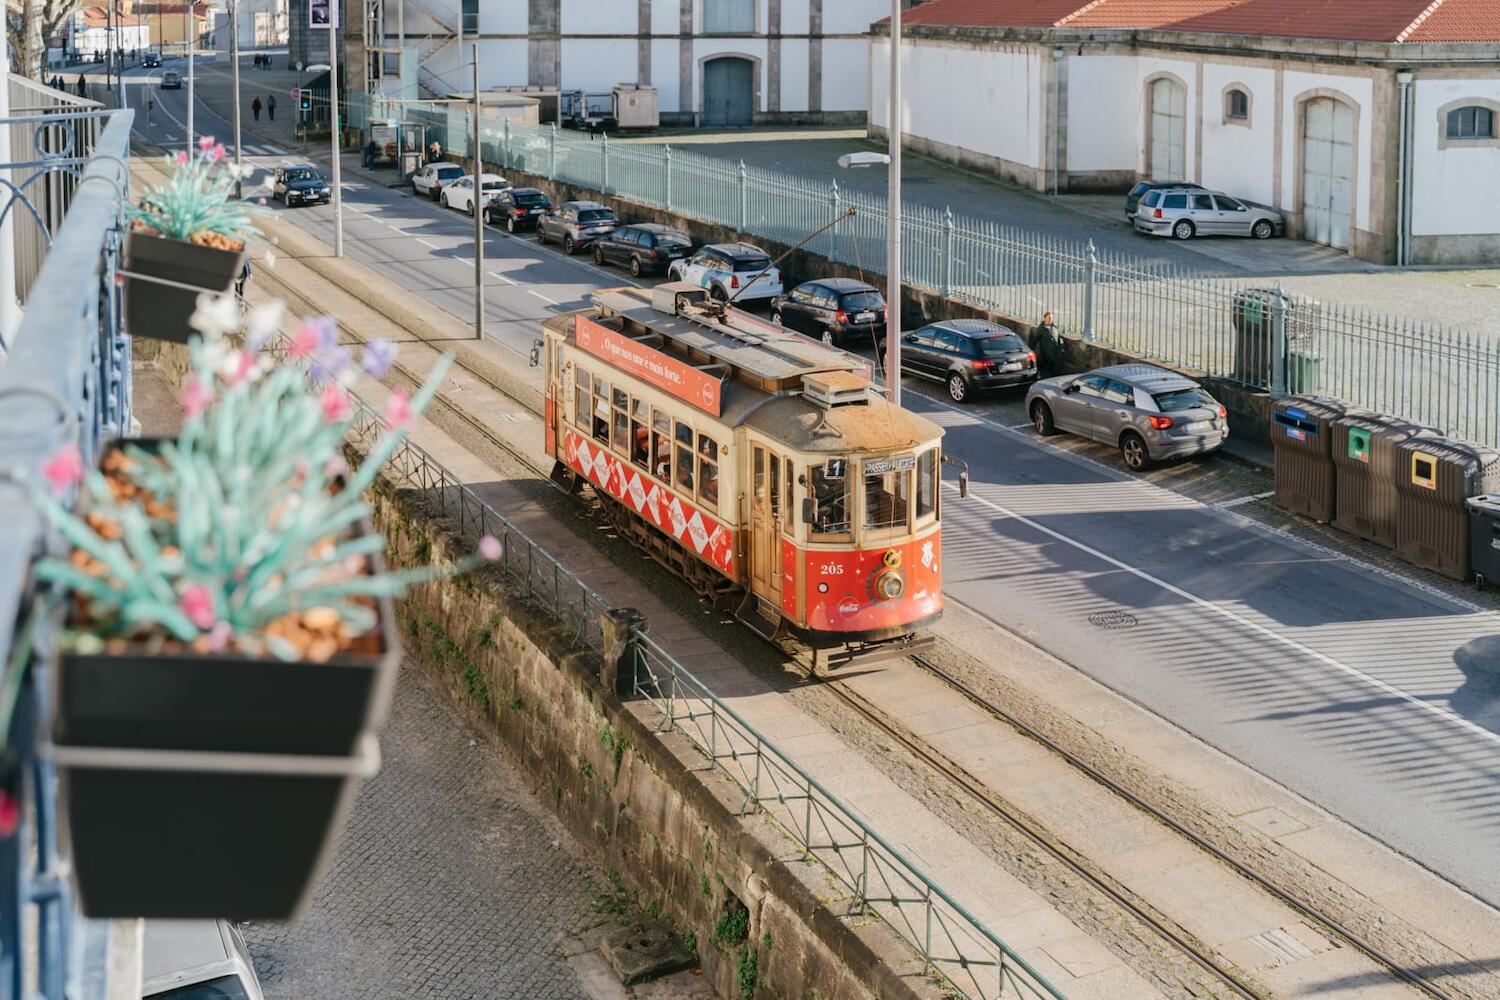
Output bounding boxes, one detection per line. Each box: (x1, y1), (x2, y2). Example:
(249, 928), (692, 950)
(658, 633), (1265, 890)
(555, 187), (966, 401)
(1089, 610), (1138, 630)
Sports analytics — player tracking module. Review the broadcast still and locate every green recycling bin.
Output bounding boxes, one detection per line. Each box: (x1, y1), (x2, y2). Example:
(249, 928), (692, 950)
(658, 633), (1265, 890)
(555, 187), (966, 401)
(1332, 414), (1440, 549)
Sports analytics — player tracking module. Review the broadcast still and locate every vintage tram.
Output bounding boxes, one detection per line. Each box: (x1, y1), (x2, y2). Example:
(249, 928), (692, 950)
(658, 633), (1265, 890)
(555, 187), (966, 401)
(541, 283), (955, 660)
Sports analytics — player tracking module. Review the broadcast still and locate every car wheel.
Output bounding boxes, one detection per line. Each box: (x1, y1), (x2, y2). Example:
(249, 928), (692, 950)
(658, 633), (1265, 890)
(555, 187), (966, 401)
(1252, 220), (1274, 240)
(1031, 400), (1056, 436)
(467, 200), (475, 217)
(629, 256), (643, 278)
(709, 285), (728, 304)
(506, 216), (517, 234)
(1172, 220), (1195, 241)
(1120, 431), (1151, 471)
(821, 329), (836, 346)
(482, 207), (491, 225)
(536, 226), (548, 244)
(593, 245), (606, 266)
(771, 310), (784, 326)
(564, 235), (577, 254)
(947, 372), (968, 404)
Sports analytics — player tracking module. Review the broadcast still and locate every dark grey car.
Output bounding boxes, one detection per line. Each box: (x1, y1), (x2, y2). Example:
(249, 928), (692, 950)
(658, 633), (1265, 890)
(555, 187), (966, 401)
(1025, 364), (1228, 470)
(537, 200), (619, 254)
(900, 319), (1037, 403)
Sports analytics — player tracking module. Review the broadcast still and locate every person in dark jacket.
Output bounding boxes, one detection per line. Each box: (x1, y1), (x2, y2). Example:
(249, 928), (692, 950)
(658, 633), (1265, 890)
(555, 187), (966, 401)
(1031, 311), (1064, 377)
(251, 96), (261, 121)
(76, 73), (86, 96)
(363, 138), (378, 169)
(266, 94), (276, 120)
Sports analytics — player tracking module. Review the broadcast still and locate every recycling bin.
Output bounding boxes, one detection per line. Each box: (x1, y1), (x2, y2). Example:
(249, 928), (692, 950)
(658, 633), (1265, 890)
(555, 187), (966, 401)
(1231, 288), (1318, 388)
(1272, 396), (1363, 523)
(1393, 439), (1500, 581)
(1331, 414), (1439, 549)
(1286, 351), (1321, 395)
(1469, 495), (1500, 589)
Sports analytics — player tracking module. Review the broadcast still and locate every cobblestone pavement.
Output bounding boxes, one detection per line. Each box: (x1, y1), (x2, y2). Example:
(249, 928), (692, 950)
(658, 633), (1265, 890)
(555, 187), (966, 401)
(240, 665), (600, 1000)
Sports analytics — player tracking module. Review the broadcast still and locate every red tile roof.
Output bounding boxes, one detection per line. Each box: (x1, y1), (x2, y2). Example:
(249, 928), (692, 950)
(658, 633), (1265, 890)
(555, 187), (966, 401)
(895, 0), (1500, 41)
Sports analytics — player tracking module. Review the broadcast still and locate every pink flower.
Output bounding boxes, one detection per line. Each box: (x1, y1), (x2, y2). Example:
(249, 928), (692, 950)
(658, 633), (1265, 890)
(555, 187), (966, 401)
(478, 535), (502, 561)
(208, 621), (232, 651)
(178, 583), (216, 631)
(180, 377), (215, 419)
(209, 144), (226, 162)
(257, 197), (267, 206)
(382, 389), (413, 431)
(225, 349), (258, 386)
(0, 790), (16, 838)
(173, 150), (188, 166)
(320, 383), (353, 423)
(289, 322), (320, 358)
(41, 443), (85, 495)
(198, 135), (215, 151)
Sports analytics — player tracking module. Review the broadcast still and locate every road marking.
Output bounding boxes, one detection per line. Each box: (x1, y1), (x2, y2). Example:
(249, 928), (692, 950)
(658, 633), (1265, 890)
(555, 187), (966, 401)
(1007, 422), (1033, 430)
(948, 481), (1500, 749)
(527, 289), (557, 305)
(1215, 490), (1275, 509)
(417, 238), (441, 250)
(487, 270), (518, 285)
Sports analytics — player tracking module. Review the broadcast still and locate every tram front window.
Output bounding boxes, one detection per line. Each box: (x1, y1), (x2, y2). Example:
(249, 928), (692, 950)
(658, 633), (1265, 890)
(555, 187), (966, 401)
(916, 449), (938, 522)
(864, 461), (910, 532)
(809, 460), (849, 536)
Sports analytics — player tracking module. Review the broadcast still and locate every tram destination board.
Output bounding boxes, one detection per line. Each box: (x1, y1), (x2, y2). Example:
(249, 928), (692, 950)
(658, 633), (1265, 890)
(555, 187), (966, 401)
(863, 455), (916, 476)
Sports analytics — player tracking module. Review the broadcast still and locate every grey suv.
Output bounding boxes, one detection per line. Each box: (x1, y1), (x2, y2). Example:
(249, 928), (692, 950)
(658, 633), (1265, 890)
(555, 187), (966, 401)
(1133, 187), (1283, 241)
(537, 200), (619, 254)
(1025, 364), (1228, 470)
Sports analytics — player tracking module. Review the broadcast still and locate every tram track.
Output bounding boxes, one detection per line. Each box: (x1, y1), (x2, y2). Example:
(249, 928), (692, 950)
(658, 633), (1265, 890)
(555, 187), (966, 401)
(244, 219), (1457, 1000)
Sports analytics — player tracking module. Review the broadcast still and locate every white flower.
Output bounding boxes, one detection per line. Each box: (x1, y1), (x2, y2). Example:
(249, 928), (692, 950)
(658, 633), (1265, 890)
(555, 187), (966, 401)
(189, 292), (239, 338)
(247, 300), (284, 347)
(263, 249), (277, 269)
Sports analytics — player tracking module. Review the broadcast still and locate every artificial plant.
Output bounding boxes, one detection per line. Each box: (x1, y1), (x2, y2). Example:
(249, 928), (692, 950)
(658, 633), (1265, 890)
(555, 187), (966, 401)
(128, 136), (263, 248)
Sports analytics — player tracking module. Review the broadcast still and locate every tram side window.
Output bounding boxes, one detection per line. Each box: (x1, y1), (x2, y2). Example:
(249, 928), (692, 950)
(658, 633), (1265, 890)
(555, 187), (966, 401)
(675, 422), (695, 493)
(865, 464), (910, 532)
(809, 460), (850, 536)
(591, 375), (610, 444)
(698, 434), (719, 512)
(652, 410), (672, 481)
(574, 369), (590, 430)
(630, 399), (649, 469)
(916, 450), (938, 521)
(612, 388), (630, 455)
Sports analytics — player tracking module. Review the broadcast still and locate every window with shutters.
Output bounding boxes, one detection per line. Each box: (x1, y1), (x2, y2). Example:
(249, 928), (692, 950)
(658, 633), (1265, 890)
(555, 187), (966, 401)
(703, 0), (754, 33)
(1447, 106), (1494, 139)
(1437, 99), (1500, 149)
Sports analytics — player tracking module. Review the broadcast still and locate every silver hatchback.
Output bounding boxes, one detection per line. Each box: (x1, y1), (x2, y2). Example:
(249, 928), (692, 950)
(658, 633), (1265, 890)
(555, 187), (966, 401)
(1134, 187), (1283, 241)
(1025, 364), (1228, 470)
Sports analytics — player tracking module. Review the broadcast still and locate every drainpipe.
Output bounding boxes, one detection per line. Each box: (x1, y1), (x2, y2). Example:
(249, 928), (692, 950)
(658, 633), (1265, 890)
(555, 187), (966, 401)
(1396, 70), (1414, 266)
(1051, 46), (1063, 197)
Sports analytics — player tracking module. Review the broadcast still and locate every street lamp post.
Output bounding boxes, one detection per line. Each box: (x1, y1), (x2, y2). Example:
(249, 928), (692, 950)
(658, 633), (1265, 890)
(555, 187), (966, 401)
(327, 12), (343, 257)
(472, 45), (483, 340)
(186, 1), (194, 150)
(230, 0), (242, 195)
(886, 0), (902, 406)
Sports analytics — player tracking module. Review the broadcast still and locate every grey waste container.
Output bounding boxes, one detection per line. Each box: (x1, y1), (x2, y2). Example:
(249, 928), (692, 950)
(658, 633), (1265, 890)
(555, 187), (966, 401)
(1394, 439), (1500, 581)
(1467, 495), (1500, 589)
(1272, 396), (1363, 523)
(1331, 414), (1440, 549)
(1231, 288), (1317, 388)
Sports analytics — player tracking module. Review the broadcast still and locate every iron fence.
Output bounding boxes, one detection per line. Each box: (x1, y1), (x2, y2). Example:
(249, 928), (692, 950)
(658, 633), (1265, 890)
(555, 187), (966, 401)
(0, 107), (134, 1000)
(347, 90), (1500, 449)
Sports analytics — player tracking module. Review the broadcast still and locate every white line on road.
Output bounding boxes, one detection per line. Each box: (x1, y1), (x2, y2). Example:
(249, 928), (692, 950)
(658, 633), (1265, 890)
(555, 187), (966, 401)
(949, 481), (1500, 749)
(417, 238), (441, 250)
(487, 270), (518, 285)
(527, 289), (557, 305)
(1215, 490), (1275, 509)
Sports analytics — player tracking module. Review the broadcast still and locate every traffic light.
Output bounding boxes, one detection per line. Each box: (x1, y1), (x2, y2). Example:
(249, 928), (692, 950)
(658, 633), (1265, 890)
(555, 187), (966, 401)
(299, 92), (312, 113)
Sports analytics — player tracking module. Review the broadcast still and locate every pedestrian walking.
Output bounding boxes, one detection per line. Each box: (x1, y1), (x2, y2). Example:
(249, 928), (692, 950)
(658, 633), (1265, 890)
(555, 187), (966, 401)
(251, 96), (262, 121)
(267, 95), (276, 121)
(1030, 310), (1064, 377)
(363, 138), (378, 169)
(235, 258), (252, 298)
(76, 73), (86, 96)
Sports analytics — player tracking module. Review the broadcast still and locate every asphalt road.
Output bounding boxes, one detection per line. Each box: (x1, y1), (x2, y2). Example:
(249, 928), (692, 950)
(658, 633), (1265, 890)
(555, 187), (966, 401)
(128, 62), (1500, 908)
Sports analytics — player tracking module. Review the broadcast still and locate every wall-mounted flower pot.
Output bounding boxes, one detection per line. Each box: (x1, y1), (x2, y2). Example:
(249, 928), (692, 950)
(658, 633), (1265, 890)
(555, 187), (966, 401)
(123, 230), (244, 344)
(52, 735), (379, 918)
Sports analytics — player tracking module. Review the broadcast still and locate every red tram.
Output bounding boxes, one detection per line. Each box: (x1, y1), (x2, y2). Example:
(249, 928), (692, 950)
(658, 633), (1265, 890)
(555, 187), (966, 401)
(541, 284), (956, 659)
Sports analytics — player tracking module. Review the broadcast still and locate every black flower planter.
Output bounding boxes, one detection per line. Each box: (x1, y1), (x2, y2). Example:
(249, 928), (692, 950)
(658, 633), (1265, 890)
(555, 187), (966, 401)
(53, 736), (379, 918)
(123, 230), (244, 343)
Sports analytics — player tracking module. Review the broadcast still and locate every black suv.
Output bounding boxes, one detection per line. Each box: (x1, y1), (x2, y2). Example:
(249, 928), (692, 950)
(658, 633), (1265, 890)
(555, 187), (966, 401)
(900, 319), (1037, 403)
(770, 278), (886, 347)
(142, 52), (161, 68)
(486, 187), (552, 231)
(1124, 180), (1203, 220)
(593, 223), (693, 276)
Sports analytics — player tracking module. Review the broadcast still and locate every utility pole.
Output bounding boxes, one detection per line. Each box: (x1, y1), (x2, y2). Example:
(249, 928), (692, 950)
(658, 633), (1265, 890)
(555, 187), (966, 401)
(885, 0), (901, 407)
(327, 0), (343, 256)
(472, 44), (483, 339)
(230, 0), (242, 195)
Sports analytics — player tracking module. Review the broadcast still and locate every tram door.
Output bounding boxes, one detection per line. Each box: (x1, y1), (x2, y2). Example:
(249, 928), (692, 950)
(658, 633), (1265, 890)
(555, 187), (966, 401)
(750, 444), (783, 607)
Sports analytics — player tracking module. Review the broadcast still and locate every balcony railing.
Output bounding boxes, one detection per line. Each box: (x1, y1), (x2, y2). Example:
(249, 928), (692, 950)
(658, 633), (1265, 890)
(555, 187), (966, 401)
(0, 106), (134, 1000)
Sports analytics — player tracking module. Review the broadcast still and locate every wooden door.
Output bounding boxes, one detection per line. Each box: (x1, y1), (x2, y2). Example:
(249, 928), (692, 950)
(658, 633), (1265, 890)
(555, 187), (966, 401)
(750, 444), (783, 607)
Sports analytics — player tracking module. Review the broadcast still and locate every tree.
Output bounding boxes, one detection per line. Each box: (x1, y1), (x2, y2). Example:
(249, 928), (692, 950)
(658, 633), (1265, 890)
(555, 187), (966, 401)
(6, 0), (91, 80)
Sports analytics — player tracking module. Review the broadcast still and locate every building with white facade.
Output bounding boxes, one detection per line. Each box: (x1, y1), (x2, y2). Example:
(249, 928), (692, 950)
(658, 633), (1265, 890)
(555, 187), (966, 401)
(215, 0), (289, 49)
(346, 0), (903, 125)
(870, 0), (1500, 265)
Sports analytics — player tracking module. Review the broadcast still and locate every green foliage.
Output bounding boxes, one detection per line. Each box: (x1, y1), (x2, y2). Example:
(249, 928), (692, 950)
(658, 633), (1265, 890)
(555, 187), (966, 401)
(130, 143), (263, 243)
(681, 929), (697, 953)
(579, 757), (596, 780)
(461, 660), (492, 713)
(700, 874), (712, 899)
(736, 948), (758, 998)
(713, 900), (749, 948)
(598, 723), (629, 772)
(760, 932), (772, 952)
(591, 868), (637, 924)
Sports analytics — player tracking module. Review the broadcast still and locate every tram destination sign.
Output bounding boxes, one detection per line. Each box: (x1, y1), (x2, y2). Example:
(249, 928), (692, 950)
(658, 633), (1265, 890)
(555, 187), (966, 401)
(862, 454), (916, 475)
(575, 315), (722, 416)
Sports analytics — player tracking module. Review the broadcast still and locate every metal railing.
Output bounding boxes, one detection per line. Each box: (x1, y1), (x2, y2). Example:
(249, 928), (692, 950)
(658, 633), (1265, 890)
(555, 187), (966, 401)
(0, 107), (134, 1000)
(347, 90), (1500, 449)
(347, 392), (1064, 1000)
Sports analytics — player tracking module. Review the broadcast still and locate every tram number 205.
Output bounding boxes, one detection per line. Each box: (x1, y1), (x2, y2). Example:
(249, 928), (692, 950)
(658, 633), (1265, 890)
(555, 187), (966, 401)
(817, 562), (846, 576)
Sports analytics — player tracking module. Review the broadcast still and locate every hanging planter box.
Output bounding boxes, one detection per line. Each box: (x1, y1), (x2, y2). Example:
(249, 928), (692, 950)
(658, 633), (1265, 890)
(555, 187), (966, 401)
(52, 735), (379, 919)
(123, 229), (244, 344)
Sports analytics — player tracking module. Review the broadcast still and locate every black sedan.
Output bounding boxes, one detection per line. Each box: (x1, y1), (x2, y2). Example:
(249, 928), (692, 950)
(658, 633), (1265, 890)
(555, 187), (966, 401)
(143, 52), (161, 68)
(592, 223), (693, 276)
(769, 278), (886, 348)
(899, 319), (1037, 403)
(485, 187), (551, 231)
(273, 164), (331, 206)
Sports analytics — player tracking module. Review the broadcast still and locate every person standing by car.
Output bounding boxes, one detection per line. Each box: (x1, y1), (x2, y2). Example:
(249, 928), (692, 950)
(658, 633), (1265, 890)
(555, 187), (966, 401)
(1031, 311), (1063, 377)
(267, 94), (276, 121)
(251, 96), (261, 122)
(428, 140), (442, 164)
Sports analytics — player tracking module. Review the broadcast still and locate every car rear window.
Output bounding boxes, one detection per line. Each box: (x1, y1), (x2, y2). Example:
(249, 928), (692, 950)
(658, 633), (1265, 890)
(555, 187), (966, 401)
(976, 335), (1026, 356)
(578, 209), (615, 223)
(839, 291), (884, 311)
(1152, 387), (1216, 413)
(733, 255), (771, 272)
(1129, 183), (1149, 197)
(1162, 193), (1188, 210)
(655, 232), (691, 248)
(1142, 191), (1162, 208)
(514, 192), (547, 205)
(437, 167), (464, 179)
(481, 180), (508, 191)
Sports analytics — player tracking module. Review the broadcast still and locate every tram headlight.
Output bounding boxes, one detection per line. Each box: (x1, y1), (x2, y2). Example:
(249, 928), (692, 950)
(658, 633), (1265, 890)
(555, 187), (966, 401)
(874, 570), (905, 601)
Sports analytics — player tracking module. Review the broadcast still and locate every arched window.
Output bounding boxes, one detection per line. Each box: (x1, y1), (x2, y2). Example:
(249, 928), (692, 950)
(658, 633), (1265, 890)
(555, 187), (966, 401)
(1447, 105), (1494, 140)
(703, 0), (754, 33)
(1226, 88), (1249, 121)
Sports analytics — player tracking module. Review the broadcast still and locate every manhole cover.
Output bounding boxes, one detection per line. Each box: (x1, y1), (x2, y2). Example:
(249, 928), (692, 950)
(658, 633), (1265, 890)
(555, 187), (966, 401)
(1088, 611), (1138, 630)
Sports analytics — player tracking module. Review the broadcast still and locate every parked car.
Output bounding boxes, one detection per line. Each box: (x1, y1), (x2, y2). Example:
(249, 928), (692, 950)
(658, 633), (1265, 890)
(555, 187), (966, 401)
(1025, 364), (1228, 470)
(485, 187), (551, 230)
(899, 319), (1036, 403)
(1134, 187), (1283, 241)
(160, 70), (181, 89)
(1123, 180), (1202, 219)
(411, 162), (465, 201)
(143, 52), (162, 68)
(440, 172), (510, 215)
(593, 223), (693, 276)
(770, 278), (886, 347)
(537, 200), (619, 253)
(667, 242), (782, 304)
(142, 919), (265, 1000)
(272, 163), (331, 207)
